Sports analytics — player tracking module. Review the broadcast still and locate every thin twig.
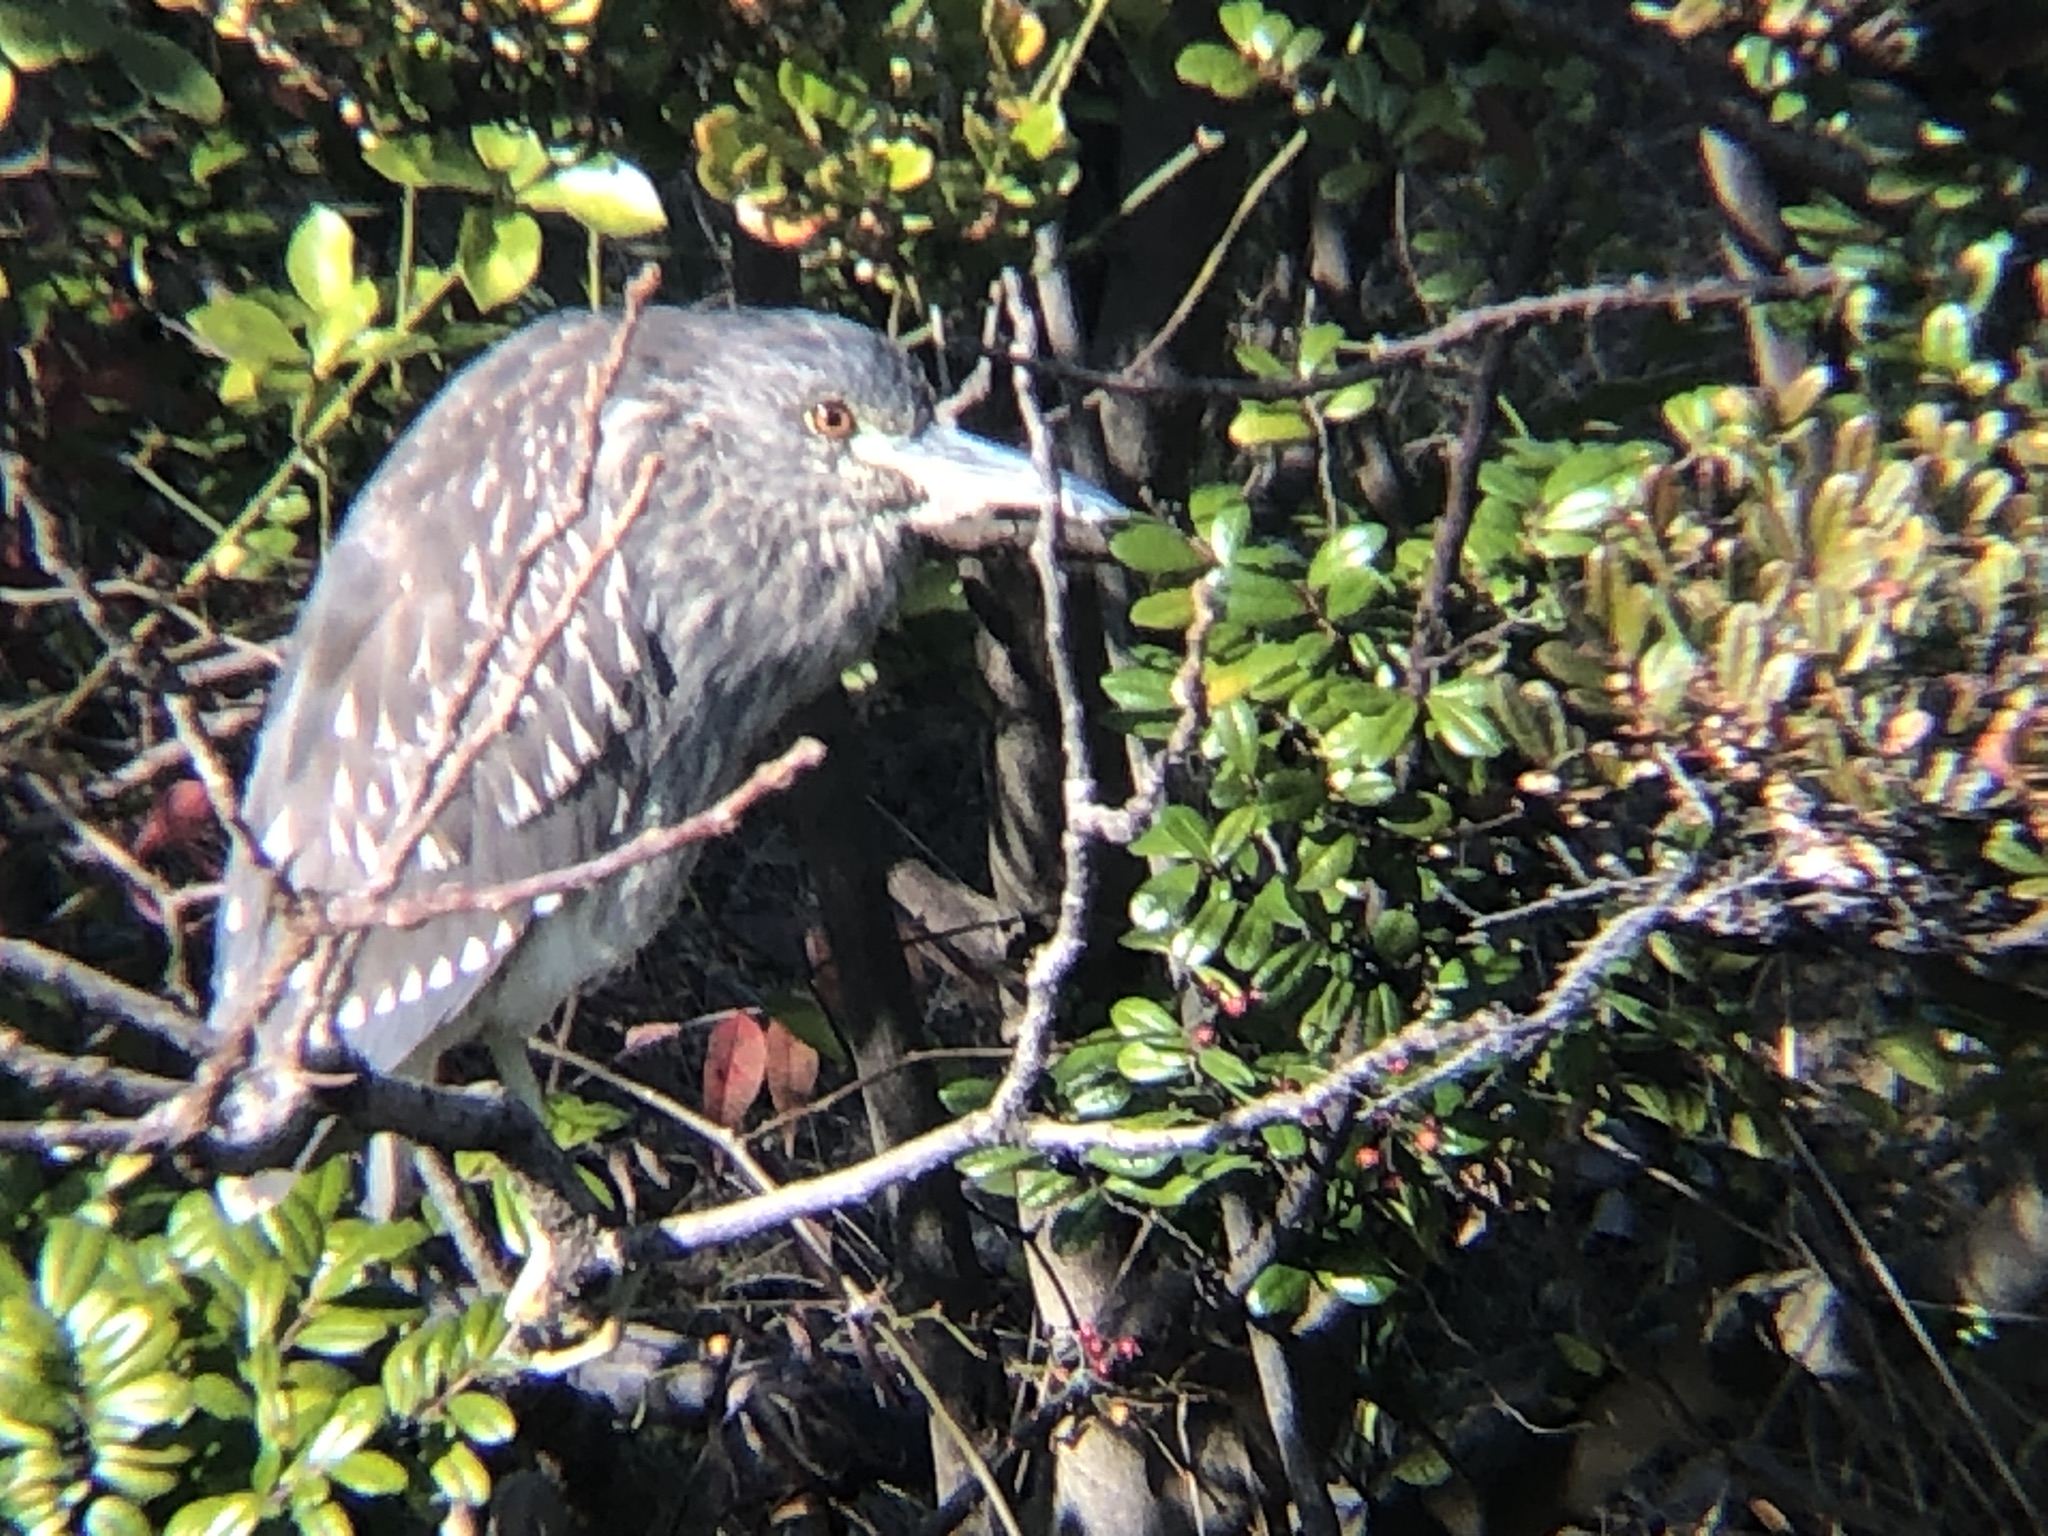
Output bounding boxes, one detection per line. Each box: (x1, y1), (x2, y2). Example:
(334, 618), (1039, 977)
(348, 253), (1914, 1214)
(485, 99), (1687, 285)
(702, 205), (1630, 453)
(1008, 269), (1835, 401)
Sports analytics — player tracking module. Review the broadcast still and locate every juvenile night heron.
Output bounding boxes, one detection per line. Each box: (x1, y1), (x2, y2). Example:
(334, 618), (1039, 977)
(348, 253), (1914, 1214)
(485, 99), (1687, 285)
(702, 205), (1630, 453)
(207, 304), (1118, 1173)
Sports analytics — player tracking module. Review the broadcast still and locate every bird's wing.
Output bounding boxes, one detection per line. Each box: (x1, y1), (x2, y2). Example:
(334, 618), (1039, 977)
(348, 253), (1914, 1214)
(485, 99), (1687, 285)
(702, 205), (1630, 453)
(209, 314), (708, 1108)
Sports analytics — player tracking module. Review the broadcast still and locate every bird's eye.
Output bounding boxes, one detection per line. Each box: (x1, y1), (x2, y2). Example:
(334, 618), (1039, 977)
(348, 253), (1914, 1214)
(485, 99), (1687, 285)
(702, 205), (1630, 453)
(807, 398), (858, 439)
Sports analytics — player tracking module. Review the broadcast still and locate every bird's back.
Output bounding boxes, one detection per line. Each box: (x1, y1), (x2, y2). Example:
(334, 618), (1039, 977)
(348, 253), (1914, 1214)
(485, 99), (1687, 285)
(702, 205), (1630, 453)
(207, 307), (918, 1141)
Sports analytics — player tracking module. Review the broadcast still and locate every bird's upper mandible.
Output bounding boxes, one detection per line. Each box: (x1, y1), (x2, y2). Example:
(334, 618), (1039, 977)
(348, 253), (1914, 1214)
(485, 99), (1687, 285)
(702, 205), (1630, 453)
(205, 303), (1121, 1146)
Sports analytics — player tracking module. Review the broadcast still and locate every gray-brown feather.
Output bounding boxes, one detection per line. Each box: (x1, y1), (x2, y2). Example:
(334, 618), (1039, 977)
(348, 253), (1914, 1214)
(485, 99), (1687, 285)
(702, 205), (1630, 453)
(209, 307), (933, 1142)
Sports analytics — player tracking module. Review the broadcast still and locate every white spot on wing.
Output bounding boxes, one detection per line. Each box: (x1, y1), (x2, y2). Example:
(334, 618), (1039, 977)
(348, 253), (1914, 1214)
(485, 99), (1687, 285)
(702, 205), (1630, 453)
(398, 966), (424, 1005)
(417, 832), (455, 874)
(601, 554), (629, 625)
(565, 710), (599, 763)
(338, 994), (367, 1032)
(459, 935), (490, 974)
(333, 692), (358, 739)
(505, 767), (542, 824)
(543, 736), (576, 794)
(223, 895), (246, 934)
(260, 808), (294, 864)
(375, 709), (399, 753)
(332, 764), (354, 812)
(364, 778), (387, 818)
(373, 984), (397, 1017)
(427, 955), (454, 992)
(588, 665), (626, 730)
(533, 892), (563, 917)
(289, 959), (314, 994)
(492, 917), (516, 951)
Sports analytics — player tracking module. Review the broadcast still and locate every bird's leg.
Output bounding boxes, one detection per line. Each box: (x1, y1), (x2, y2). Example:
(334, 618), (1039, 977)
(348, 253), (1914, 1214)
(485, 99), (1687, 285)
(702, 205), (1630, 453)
(487, 1027), (549, 1126)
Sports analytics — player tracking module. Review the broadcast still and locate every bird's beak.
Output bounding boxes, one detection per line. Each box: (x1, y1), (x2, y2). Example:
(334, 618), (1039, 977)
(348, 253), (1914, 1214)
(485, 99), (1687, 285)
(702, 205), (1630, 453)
(853, 423), (1126, 531)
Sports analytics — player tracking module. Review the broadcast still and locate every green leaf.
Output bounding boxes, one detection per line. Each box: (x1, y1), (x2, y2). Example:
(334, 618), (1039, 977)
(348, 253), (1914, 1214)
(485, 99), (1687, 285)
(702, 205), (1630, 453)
(937, 1076), (995, 1113)
(1012, 100), (1067, 160)
(457, 208), (542, 313)
(1198, 1048), (1258, 1092)
(956, 1146), (1039, 1183)
(1874, 1032), (1955, 1093)
(37, 1217), (109, 1317)
(1101, 664), (1176, 712)
(1262, 1121), (1307, 1158)
(470, 124), (548, 186)
(108, 31), (223, 122)
(298, 1385), (385, 1470)
(1175, 41), (1260, 100)
(1322, 694), (1417, 770)
(1553, 1331), (1604, 1374)
(84, 1490), (153, 1536)
(362, 135), (494, 193)
(1116, 1041), (1192, 1086)
(1307, 525), (1387, 589)
(446, 1391), (516, 1446)
(1369, 909), (1422, 965)
(83, 1495), (153, 1536)
(1224, 570), (1307, 626)
(1228, 400), (1312, 446)
(1131, 805), (1212, 862)
(294, 1307), (399, 1359)
(0, 1), (113, 71)
(521, 156), (668, 237)
(1244, 1263), (1311, 1320)
(1189, 484), (1251, 547)
(1320, 379), (1379, 421)
(1129, 587), (1196, 631)
(1296, 833), (1356, 894)
(1129, 863), (1201, 933)
(433, 1441), (491, 1507)
(1111, 522), (1209, 576)
(186, 297), (306, 371)
(286, 207), (357, 315)
(1319, 1270), (1396, 1306)
(1424, 677), (1504, 759)
(1110, 997), (1182, 1041)
(89, 1371), (192, 1436)
(1170, 884), (1239, 970)
(1985, 823), (2048, 876)
(295, 1502), (356, 1536)
(164, 1493), (264, 1536)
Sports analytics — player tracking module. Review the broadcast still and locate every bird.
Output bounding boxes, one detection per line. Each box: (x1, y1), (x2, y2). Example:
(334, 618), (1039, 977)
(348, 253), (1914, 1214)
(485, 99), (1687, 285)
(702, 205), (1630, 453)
(204, 303), (1120, 1194)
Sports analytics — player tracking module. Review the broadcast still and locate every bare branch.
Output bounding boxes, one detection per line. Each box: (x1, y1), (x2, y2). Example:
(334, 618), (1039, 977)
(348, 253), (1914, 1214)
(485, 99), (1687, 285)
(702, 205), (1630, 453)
(1006, 269), (1837, 402)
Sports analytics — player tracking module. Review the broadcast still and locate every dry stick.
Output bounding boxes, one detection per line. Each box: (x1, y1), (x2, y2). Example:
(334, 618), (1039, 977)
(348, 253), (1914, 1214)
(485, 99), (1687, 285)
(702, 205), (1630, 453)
(0, 939), (207, 1055)
(1017, 269), (1836, 402)
(1787, 1122), (2045, 1534)
(0, 1029), (186, 1117)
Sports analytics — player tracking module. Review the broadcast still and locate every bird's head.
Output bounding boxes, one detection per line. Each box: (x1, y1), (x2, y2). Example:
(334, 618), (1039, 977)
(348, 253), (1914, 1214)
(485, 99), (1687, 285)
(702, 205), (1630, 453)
(624, 309), (1123, 560)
